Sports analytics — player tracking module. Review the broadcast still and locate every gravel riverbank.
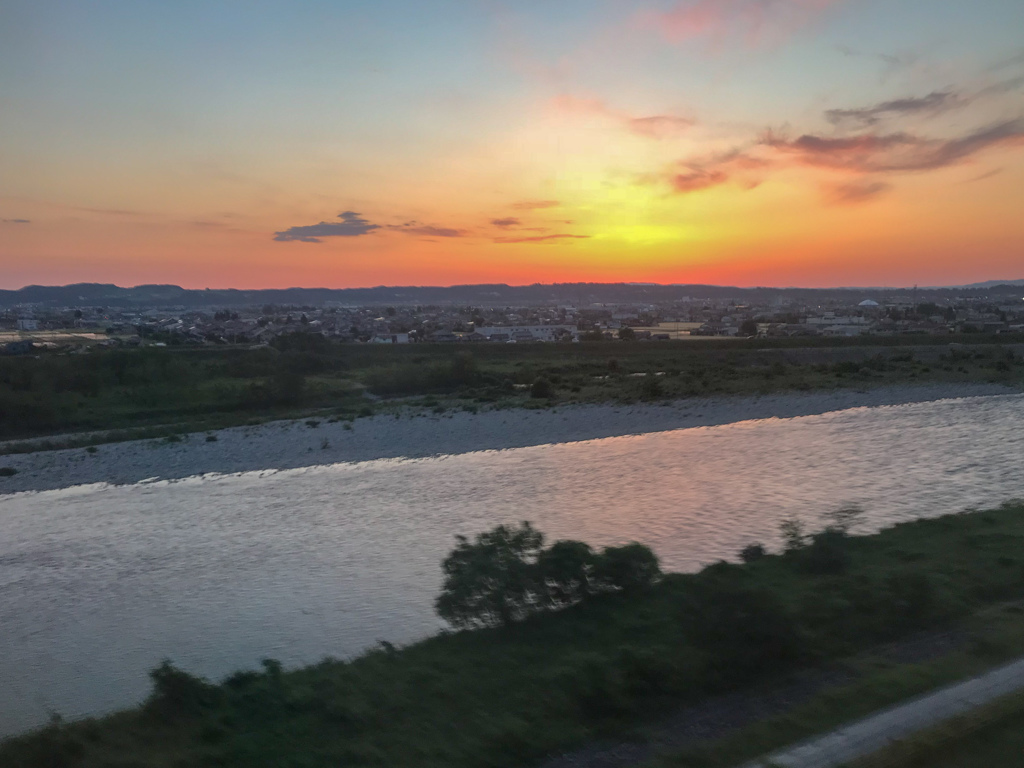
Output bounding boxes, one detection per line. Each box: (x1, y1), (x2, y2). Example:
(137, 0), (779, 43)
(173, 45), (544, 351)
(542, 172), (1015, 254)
(0, 383), (1017, 496)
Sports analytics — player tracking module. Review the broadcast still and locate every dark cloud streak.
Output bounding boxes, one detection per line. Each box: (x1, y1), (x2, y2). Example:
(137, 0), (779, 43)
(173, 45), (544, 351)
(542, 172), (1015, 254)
(274, 211), (380, 243)
(765, 119), (1024, 173)
(826, 180), (892, 205)
(494, 233), (589, 244)
(826, 90), (962, 128)
(401, 225), (466, 237)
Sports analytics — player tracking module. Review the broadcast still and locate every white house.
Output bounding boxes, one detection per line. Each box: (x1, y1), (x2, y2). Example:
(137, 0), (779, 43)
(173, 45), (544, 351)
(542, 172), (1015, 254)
(16, 318), (38, 331)
(474, 325), (577, 342)
(369, 333), (410, 344)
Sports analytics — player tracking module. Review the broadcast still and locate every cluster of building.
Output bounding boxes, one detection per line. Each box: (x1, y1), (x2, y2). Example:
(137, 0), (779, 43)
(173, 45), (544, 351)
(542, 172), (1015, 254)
(2, 291), (1023, 350)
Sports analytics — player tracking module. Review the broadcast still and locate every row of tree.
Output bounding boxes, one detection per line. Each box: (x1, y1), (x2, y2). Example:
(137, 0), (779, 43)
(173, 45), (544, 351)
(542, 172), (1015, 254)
(435, 522), (661, 629)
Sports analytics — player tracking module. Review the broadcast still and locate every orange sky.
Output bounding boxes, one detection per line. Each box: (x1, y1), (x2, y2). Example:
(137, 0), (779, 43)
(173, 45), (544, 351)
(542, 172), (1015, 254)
(1, 1), (1023, 288)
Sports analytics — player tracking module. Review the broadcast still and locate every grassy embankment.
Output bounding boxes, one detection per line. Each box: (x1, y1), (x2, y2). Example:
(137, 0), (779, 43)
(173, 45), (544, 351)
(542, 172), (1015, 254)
(4, 502), (1024, 768)
(1, 333), (1022, 452)
(849, 690), (1024, 767)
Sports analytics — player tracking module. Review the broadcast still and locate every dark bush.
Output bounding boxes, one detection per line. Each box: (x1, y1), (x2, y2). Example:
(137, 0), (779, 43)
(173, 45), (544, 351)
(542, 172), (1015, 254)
(537, 540), (596, 607)
(740, 543), (767, 562)
(639, 376), (664, 400)
(687, 581), (805, 676)
(530, 377), (554, 399)
(0, 467), (17, 477)
(798, 529), (851, 575)
(146, 660), (222, 718)
(594, 543), (661, 591)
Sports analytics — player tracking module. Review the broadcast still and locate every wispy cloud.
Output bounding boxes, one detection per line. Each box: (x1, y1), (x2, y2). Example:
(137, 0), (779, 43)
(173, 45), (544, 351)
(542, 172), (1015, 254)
(826, 90), (963, 129)
(74, 206), (145, 217)
(989, 50), (1024, 73)
(670, 169), (730, 193)
(274, 211), (381, 243)
(764, 119), (1024, 173)
(511, 200), (561, 210)
(2, 218), (31, 224)
(400, 225), (466, 238)
(491, 217), (521, 228)
(494, 233), (590, 244)
(825, 180), (892, 205)
(658, 146), (770, 195)
(553, 95), (694, 138)
(636, 0), (839, 50)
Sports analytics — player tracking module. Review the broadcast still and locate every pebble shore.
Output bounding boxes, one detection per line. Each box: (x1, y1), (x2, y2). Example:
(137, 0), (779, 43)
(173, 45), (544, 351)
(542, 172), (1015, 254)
(0, 383), (1017, 496)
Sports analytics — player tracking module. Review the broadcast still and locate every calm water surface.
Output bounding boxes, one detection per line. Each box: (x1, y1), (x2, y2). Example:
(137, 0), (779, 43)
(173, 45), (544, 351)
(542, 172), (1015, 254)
(1, 394), (1022, 734)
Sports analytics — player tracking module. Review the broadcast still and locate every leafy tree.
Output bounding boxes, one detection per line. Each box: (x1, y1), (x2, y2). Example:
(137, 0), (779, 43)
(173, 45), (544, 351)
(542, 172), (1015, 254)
(436, 526), (662, 629)
(739, 319), (759, 336)
(593, 543), (661, 591)
(537, 540), (596, 608)
(618, 327), (636, 341)
(435, 522), (544, 629)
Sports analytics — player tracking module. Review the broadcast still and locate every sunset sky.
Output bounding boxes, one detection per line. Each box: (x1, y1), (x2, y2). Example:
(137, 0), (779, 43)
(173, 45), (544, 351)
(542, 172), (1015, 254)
(1, 0), (1023, 289)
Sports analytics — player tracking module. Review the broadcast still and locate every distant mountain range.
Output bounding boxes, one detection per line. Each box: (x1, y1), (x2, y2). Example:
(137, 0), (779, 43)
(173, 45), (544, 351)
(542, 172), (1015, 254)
(957, 279), (1024, 289)
(1, 281), (1022, 309)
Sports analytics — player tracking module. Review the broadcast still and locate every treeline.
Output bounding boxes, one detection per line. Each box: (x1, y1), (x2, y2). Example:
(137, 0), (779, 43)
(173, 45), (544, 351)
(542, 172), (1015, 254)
(2, 336), (1022, 441)
(0, 336), (355, 438)
(6, 503), (1024, 768)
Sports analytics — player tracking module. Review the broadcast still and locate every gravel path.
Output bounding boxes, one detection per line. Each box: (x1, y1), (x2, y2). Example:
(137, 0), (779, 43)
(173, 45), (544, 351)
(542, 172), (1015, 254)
(0, 383), (1016, 495)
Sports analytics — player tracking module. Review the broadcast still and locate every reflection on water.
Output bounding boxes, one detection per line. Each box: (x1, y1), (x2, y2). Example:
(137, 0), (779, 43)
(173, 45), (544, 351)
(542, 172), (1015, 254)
(1, 394), (1023, 734)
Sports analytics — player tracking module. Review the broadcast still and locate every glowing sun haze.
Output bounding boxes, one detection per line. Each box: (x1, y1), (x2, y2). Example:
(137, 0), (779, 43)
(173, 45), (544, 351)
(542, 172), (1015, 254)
(1, 0), (1023, 289)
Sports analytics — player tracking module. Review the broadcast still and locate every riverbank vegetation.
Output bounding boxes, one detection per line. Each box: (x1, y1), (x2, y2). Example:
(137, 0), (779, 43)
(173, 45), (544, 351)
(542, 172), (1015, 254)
(4, 502), (1024, 767)
(1, 334), (1022, 448)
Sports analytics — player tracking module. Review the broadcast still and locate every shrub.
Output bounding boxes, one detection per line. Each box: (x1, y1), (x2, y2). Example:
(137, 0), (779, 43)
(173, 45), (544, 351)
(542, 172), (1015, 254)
(640, 376), (664, 400)
(86, 445), (98, 454)
(779, 518), (808, 551)
(206, 434), (218, 442)
(145, 660), (221, 719)
(687, 580), (805, 677)
(798, 528), (851, 575)
(530, 377), (554, 399)
(824, 505), (866, 535)
(739, 543), (767, 563)
(593, 543), (661, 591)
(0, 467), (16, 477)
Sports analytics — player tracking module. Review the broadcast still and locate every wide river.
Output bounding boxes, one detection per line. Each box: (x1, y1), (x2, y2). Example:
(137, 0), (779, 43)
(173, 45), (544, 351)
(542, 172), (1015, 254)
(1, 394), (1022, 735)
